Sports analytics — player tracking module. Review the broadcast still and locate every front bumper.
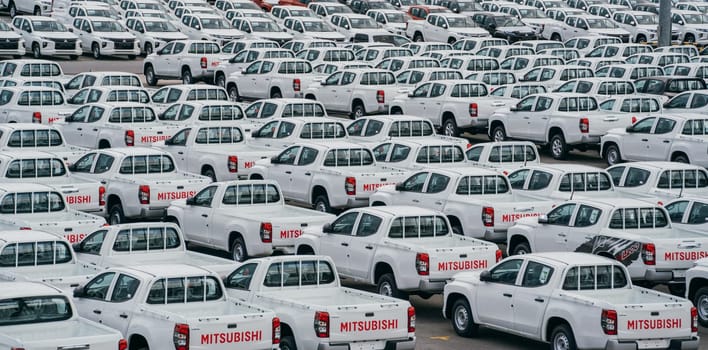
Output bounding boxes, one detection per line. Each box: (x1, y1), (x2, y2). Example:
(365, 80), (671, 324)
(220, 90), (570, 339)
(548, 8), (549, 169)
(605, 337), (698, 350)
(317, 338), (416, 350)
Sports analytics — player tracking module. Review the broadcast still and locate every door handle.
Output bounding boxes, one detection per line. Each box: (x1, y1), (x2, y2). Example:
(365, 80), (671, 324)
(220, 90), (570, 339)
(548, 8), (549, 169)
(434, 201), (442, 205)
(558, 233), (566, 237)
(584, 235), (593, 240)
(92, 128), (98, 131)
(177, 151), (184, 154)
(365, 245), (373, 250)
(641, 138), (648, 142)
(341, 242), (349, 247)
(304, 172), (311, 176)
(503, 293), (512, 298)
(201, 214), (208, 218)
(285, 171), (292, 174)
(77, 127), (83, 131)
(534, 298), (545, 303)
(119, 313), (128, 319)
(663, 140), (670, 143)
(541, 117), (548, 120)
(412, 199), (419, 203)
(93, 309), (101, 315)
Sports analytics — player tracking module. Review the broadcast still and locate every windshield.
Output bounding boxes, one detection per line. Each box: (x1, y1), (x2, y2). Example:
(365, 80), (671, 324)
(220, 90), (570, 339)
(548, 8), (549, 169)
(586, 18), (617, 28)
(138, 2), (160, 9)
(31, 20), (66, 31)
(252, 21), (280, 32)
(350, 17), (378, 28)
(0, 296), (72, 326)
(201, 18), (230, 29)
(519, 8), (547, 18)
(634, 14), (658, 24)
(458, 2), (482, 11)
(373, 34), (410, 45)
(0, 22), (9, 31)
(448, 16), (477, 27)
(498, 16), (524, 26)
(91, 20), (123, 32)
(145, 20), (177, 32)
(86, 9), (112, 16)
(386, 13), (406, 23)
(290, 9), (314, 16)
(684, 13), (708, 24)
(326, 5), (351, 13)
(303, 20), (328, 31)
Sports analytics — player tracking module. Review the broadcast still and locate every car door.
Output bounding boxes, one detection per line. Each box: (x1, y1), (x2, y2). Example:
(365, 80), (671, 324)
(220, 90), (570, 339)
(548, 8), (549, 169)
(100, 273), (140, 335)
(425, 82), (447, 117)
(474, 258), (522, 330)
(512, 260), (554, 336)
(169, 42), (187, 77)
(646, 117), (677, 160)
(288, 146), (319, 202)
(621, 116), (655, 160)
(333, 71), (357, 111)
(153, 42), (176, 76)
(406, 82), (432, 116)
(386, 171), (429, 205)
(318, 211), (358, 276)
(319, 71), (342, 107)
(269, 145), (300, 197)
(525, 95), (553, 142)
(534, 203), (576, 252)
(73, 272), (117, 324)
(163, 127), (190, 170)
(183, 185), (218, 245)
(505, 95), (537, 139)
(239, 61), (262, 98)
(422, 172), (451, 212)
(62, 105), (91, 145)
(252, 61), (275, 97)
(347, 213), (384, 279)
(82, 105), (105, 148)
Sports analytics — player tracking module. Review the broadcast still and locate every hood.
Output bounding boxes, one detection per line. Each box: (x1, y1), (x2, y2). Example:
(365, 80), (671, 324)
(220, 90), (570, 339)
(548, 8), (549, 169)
(635, 24), (658, 31)
(498, 25), (535, 33)
(36, 31), (78, 40)
(0, 31), (21, 39)
(149, 32), (189, 40)
(452, 27), (489, 36)
(252, 32), (293, 41)
(311, 32), (346, 40)
(95, 32), (135, 40)
(606, 127), (628, 136)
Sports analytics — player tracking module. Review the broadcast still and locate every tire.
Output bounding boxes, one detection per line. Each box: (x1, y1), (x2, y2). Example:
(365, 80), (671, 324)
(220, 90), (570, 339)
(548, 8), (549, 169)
(673, 153), (690, 164)
(230, 236), (247, 262)
(491, 125), (506, 142)
(92, 43), (101, 59)
(686, 33), (696, 43)
(31, 43), (41, 59)
(181, 68), (193, 85)
(351, 102), (365, 119)
(668, 284), (686, 297)
(693, 287), (708, 327)
(604, 144), (622, 166)
(144, 65), (158, 86)
(144, 42), (153, 56)
(551, 33), (561, 41)
(550, 324), (577, 350)
(635, 34), (646, 43)
(33, 6), (40, 15)
(512, 242), (531, 255)
(549, 133), (568, 160)
(108, 203), (125, 225)
(313, 194), (331, 213)
(127, 55), (136, 60)
(451, 299), (479, 337)
(413, 33), (423, 42)
(9, 2), (16, 18)
(270, 89), (282, 98)
(215, 73), (226, 88)
(279, 335), (297, 350)
(69, 55), (78, 60)
(228, 85), (240, 102)
(442, 118), (459, 137)
(377, 273), (407, 299)
(203, 167), (216, 182)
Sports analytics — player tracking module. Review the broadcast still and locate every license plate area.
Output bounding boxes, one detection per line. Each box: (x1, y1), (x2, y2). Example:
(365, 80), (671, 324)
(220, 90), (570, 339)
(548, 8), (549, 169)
(349, 341), (386, 350)
(673, 269), (687, 278)
(636, 339), (670, 349)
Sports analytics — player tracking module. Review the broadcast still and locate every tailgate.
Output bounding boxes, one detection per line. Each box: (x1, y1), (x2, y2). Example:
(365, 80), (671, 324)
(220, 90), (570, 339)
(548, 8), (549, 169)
(149, 179), (208, 206)
(355, 170), (407, 196)
(591, 113), (635, 137)
(655, 237), (708, 277)
(192, 314), (273, 350)
(272, 214), (332, 247)
(494, 202), (551, 231)
(133, 125), (181, 146)
(56, 182), (102, 212)
(428, 240), (497, 280)
(617, 303), (694, 341)
(329, 304), (409, 343)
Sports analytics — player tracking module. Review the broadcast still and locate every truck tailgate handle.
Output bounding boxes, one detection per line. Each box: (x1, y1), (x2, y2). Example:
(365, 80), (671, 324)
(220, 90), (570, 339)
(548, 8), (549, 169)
(515, 207), (534, 212)
(503, 293), (512, 298)
(365, 312), (375, 317)
(157, 131), (163, 134)
(380, 178), (387, 181)
(678, 241), (701, 249)
(119, 313), (128, 319)
(341, 243), (349, 247)
(534, 298), (544, 303)
(459, 254), (467, 258)
(65, 228), (73, 232)
(177, 186), (184, 189)
(365, 245), (373, 250)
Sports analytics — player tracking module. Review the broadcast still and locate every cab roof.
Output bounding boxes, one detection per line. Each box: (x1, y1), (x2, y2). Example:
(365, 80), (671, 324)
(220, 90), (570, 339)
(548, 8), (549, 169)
(0, 230), (65, 243)
(0, 282), (63, 299)
(615, 161), (707, 171)
(119, 264), (217, 279)
(98, 147), (169, 157)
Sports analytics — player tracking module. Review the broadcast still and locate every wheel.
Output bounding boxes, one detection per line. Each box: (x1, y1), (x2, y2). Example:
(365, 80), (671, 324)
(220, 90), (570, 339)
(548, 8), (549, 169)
(686, 33), (696, 43)
(144, 42), (153, 56)
(442, 118), (459, 137)
(313, 194), (331, 213)
(351, 103), (365, 119)
(69, 55), (78, 60)
(551, 33), (561, 41)
(181, 68), (193, 84)
(33, 6), (40, 15)
(271, 89), (282, 98)
(377, 273), (407, 299)
(413, 33), (423, 42)
(549, 133), (568, 160)
(512, 242), (531, 255)
(491, 125), (506, 142)
(668, 284), (686, 297)
(144, 65), (158, 86)
(228, 85), (240, 102)
(31, 43), (41, 59)
(693, 287), (708, 327)
(215, 73), (226, 88)
(203, 167), (216, 182)
(127, 55), (136, 60)
(279, 335), (297, 350)
(9, 2), (16, 18)
(92, 43), (101, 59)
(604, 144), (621, 166)
(635, 34), (646, 43)
(451, 299), (479, 337)
(673, 153), (689, 163)
(108, 203), (125, 225)
(230, 236), (247, 262)
(550, 324), (577, 350)
(391, 108), (403, 115)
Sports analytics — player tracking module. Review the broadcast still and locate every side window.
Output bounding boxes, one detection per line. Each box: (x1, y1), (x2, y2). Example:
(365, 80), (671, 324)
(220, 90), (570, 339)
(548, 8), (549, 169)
(573, 205), (601, 227)
(110, 274), (140, 302)
(653, 118), (676, 134)
(329, 212), (359, 235)
(425, 173), (450, 194)
(83, 272), (116, 300)
(192, 186), (217, 207)
(521, 261), (554, 287)
(630, 117), (655, 133)
(297, 147), (319, 166)
(225, 263), (258, 290)
(623, 167), (650, 187)
(355, 213), (382, 237)
(72, 153), (96, 173)
(276, 146), (300, 165)
(488, 259), (523, 285)
(546, 203), (576, 226)
(78, 230), (107, 255)
(665, 200), (689, 222)
(400, 172), (428, 192)
(688, 202), (708, 224)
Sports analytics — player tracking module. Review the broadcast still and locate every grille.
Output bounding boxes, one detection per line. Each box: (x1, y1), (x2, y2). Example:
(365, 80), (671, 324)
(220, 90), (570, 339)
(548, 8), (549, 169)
(0, 38), (19, 50)
(110, 38), (135, 50)
(50, 38), (76, 50)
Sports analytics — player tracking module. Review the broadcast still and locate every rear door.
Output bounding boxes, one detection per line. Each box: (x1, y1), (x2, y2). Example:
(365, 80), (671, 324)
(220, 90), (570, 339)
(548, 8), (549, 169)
(101, 273), (141, 335)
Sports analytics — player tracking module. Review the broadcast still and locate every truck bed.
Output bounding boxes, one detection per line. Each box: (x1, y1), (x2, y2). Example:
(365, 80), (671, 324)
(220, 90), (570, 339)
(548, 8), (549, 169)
(259, 287), (398, 307)
(6, 318), (119, 341)
(0, 263), (99, 292)
(98, 251), (238, 277)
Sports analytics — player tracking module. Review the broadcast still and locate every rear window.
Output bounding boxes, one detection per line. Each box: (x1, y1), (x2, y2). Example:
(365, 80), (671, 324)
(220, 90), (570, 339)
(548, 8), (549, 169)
(388, 215), (449, 238)
(222, 183), (280, 205)
(559, 172), (612, 192)
(682, 119), (708, 136)
(389, 120), (434, 137)
(361, 72), (395, 85)
(186, 89), (228, 101)
(299, 122), (345, 139)
(609, 208), (669, 229)
(415, 145), (464, 163)
(100, 76), (141, 87)
(146, 276), (223, 304)
(282, 103), (326, 117)
(198, 105), (243, 121)
(104, 90), (150, 103)
(0, 296), (72, 325)
(456, 175), (509, 195)
(119, 155), (175, 174)
(188, 42), (221, 54)
(0, 241), (72, 267)
(487, 145), (537, 163)
(6, 158), (66, 178)
(17, 91), (64, 106)
(0, 192), (65, 214)
(277, 61), (312, 74)
(107, 107), (156, 123)
(657, 169), (708, 189)
(7, 130), (62, 147)
(112, 227), (181, 252)
(263, 260), (335, 287)
(323, 148), (374, 167)
(562, 265), (628, 290)
(19, 63), (61, 77)
(195, 127), (244, 144)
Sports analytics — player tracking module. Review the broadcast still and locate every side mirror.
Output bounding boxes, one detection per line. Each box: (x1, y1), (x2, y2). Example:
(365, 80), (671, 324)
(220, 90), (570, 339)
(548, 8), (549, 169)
(298, 28), (304, 33)
(138, 28), (145, 33)
(68, 27), (74, 32)
(244, 27), (251, 33)
(479, 270), (491, 282)
(73, 286), (85, 298)
(678, 20), (684, 25)
(86, 28), (92, 33)
(67, 163), (77, 172)
(270, 155), (280, 164)
(185, 197), (196, 205)
(72, 242), (82, 252)
(195, 25), (201, 30)
(537, 214), (549, 224)
(156, 50), (163, 55)
(395, 182), (406, 191)
(625, 126), (634, 133)
(407, 92), (414, 97)
(489, 23), (496, 29)
(283, 28), (287, 32)
(164, 137), (174, 145)
(322, 223), (333, 233)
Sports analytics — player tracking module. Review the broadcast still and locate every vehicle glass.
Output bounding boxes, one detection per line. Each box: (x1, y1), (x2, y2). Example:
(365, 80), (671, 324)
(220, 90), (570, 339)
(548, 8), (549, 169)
(388, 215), (449, 238)
(112, 227), (181, 251)
(0, 296), (72, 325)
(147, 276), (223, 303)
(0, 241), (72, 267)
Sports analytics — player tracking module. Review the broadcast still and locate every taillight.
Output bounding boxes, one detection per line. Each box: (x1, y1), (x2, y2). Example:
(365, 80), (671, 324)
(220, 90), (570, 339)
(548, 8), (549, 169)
(314, 311), (329, 338)
(293, 78), (301, 92)
(496, 249), (502, 262)
(139, 185), (150, 205)
(416, 252), (429, 275)
(200, 57), (207, 69)
(118, 339), (127, 350)
(407, 306), (416, 333)
(376, 89), (385, 103)
(482, 206), (494, 227)
(691, 307), (698, 332)
(228, 155), (238, 173)
(99, 186), (106, 206)
(272, 317), (281, 345)
(345, 177), (356, 195)
(125, 130), (135, 146)
(173, 323), (189, 350)
(579, 117), (589, 133)
(12, 348), (26, 350)
(32, 112), (41, 124)
(260, 222), (272, 243)
(601, 309), (617, 335)
(469, 102), (478, 117)
(631, 116), (637, 124)
(19, 227), (31, 230)
(642, 243), (655, 265)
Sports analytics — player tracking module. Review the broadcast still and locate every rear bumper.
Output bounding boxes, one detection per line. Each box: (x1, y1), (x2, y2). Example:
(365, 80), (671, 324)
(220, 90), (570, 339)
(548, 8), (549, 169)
(317, 337), (416, 350)
(137, 207), (167, 219)
(415, 278), (447, 293)
(642, 269), (684, 283)
(604, 337), (698, 350)
(483, 228), (506, 242)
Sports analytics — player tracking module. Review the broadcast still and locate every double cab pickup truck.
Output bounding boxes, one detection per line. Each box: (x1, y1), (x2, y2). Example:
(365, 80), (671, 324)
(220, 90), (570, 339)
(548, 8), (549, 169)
(443, 252), (699, 350)
(0, 123), (90, 165)
(167, 180), (334, 261)
(224, 255), (416, 350)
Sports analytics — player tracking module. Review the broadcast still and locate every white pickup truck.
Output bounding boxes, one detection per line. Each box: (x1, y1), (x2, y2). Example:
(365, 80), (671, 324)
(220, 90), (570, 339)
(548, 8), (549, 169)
(371, 139), (468, 171)
(465, 141), (541, 174)
(72, 264), (280, 350)
(68, 147), (211, 224)
(296, 206), (501, 298)
(370, 168), (553, 241)
(0, 230), (99, 293)
(225, 58), (317, 101)
(405, 13), (489, 43)
(249, 118), (348, 150)
(666, 197), (708, 233)
(224, 255), (416, 350)
(0, 86), (74, 124)
(443, 252), (699, 350)
(73, 223), (238, 277)
(157, 123), (279, 182)
(167, 180), (334, 261)
(0, 183), (107, 243)
(0, 282), (125, 350)
(59, 102), (183, 149)
(143, 40), (223, 85)
(250, 141), (408, 213)
(606, 161), (708, 204)
(0, 123), (89, 164)
(508, 198), (708, 294)
(0, 150), (105, 214)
